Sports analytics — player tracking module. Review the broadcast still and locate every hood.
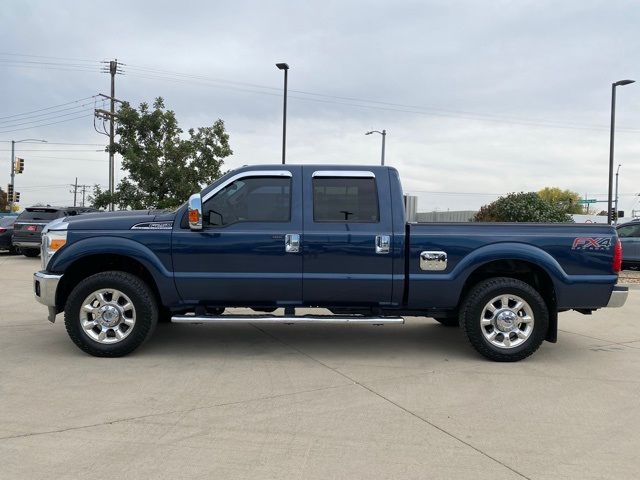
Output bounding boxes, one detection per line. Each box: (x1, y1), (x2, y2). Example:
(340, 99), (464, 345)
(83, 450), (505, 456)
(61, 209), (176, 231)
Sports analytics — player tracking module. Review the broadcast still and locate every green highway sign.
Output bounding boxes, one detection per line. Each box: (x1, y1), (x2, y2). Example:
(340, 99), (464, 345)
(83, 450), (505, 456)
(578, 199), (597, 204)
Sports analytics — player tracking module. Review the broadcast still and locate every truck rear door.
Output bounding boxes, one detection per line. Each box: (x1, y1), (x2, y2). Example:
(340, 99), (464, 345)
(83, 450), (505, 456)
(302, 167), (394, 306)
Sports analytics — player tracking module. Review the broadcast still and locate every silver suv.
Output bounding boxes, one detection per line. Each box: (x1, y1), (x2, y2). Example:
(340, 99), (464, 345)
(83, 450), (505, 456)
(617, 220), (640, 270)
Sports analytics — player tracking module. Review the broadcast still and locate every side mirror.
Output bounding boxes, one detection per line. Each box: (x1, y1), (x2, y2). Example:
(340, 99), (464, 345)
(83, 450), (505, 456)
(188, 193), (203, 230)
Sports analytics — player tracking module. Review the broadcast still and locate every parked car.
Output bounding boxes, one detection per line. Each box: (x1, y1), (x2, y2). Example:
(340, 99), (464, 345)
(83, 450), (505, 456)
(33, 165), (626, 361)
(617, 220), (640, 269)
(0, 216), (18, 254)
(13, 206), (97, 257)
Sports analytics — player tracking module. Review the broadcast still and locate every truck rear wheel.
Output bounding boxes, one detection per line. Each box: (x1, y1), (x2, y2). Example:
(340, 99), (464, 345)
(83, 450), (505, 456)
(22, 248), (40, 257)
(64, 271), (158, 357)
(459, 277), (548, 362)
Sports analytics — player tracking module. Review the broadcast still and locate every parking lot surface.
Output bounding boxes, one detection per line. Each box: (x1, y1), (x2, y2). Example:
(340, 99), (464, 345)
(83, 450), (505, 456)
(1, 253), (639, 479)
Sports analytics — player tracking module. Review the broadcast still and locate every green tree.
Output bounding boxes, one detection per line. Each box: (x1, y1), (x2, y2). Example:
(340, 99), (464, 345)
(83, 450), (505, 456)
(0, 187), (7, 212)
(538, 187), (584, 214)
(92, 97), (232, 210)
(474, 192), (573, 222)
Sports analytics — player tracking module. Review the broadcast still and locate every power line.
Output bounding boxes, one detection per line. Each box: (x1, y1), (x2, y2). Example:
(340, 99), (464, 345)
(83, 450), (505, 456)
(123, 62), (640, 133)
(0, 148), (103, 152)
(0, 114), (94, 134)
(0, 52), (99, 63)
(17, 154), (107, 162)
(0, 59), (100, 69)
(0, 107), (100, 129)
(0, 141), (105, 146)
(0, 100), (106, 125)
(3, 53), (639, 134)
(0, 95), (99, 120)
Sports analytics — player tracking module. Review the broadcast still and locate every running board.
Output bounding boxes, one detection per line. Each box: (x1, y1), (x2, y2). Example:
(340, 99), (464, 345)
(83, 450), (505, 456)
(171, 314), (404, 325)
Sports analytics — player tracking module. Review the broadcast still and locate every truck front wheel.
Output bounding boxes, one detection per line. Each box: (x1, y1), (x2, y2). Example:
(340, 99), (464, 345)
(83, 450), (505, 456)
(459, 277), (548, 362)
(64, 271), (158, 357)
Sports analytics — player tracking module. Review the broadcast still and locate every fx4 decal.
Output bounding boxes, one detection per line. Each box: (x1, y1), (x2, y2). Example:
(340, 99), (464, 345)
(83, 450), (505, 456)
(571, 237), (612, 250)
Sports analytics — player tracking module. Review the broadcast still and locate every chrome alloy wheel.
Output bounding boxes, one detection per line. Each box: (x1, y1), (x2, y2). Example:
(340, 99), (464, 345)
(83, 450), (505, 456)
(80, 289), (136, 344)
(480, 294), (534, 349)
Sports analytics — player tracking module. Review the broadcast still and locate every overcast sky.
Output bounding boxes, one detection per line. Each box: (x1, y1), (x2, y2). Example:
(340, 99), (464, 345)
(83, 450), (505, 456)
(1, 0), (639, 215)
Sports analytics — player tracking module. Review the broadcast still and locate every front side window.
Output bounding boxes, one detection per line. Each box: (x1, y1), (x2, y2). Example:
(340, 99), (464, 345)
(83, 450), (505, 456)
(313, 177), (379, 222)
(203, 176), (291, 227)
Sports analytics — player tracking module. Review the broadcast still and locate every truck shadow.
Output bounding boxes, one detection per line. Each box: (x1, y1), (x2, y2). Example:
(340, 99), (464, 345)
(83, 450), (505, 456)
(143, 320), (478, 360)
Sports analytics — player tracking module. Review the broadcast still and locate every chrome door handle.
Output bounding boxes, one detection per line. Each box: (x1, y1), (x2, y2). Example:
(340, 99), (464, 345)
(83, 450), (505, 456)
(285, 233), (300, 253)
(375, 235), (390, 254)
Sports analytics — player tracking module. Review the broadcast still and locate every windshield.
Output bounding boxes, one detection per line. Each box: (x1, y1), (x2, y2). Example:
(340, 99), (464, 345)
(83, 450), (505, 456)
(0, 216), (16, 227)
(17, 209), (62, 222)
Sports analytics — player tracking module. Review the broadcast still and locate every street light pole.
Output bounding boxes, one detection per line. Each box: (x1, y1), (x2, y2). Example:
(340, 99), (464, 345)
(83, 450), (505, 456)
(365, 129), (387, 165)
(614, 164), (622, 225)
(276, 63), (289, 165)
(8, 138), (47, 212)
(608, 79), (634, 224)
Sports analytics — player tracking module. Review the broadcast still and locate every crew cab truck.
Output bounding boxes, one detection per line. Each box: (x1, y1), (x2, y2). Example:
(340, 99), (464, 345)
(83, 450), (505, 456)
(33, 165), (628, 361)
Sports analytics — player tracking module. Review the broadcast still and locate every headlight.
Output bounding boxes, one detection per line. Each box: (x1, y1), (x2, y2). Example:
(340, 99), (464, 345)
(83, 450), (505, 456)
(41, 219), (68, 269)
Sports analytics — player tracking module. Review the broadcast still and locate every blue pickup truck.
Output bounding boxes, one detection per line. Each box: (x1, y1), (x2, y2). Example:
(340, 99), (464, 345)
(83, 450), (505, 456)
(33, 165), (627, 361)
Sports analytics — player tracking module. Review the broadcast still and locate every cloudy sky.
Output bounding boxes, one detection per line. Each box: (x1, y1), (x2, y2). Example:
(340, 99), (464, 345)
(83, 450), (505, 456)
(1, 0), (639, 215)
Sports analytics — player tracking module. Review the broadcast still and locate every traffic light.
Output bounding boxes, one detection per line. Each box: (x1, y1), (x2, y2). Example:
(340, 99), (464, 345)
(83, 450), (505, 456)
(13, 192), (20, 203)
(610, 208), (618, 221)
(7, 184), (14, 197)
(15, 157), (24, 174)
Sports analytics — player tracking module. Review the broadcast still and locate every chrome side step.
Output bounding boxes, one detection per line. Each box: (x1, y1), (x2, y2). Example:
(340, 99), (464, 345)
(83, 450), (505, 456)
(171, 314), (404, 325)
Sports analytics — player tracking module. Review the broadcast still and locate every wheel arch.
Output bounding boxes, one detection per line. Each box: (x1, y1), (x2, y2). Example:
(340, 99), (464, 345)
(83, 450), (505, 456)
(56, 253), (163, 312)
(459, 258), (558, 342)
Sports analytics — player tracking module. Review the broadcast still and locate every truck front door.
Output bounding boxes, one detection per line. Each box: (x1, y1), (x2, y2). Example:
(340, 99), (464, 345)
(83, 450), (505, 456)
(302, 168), (395, 307)
(172, 168), (303, 306)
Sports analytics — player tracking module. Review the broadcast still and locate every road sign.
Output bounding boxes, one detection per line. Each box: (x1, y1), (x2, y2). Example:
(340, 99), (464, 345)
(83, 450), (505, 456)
(578, 199), (597, 204)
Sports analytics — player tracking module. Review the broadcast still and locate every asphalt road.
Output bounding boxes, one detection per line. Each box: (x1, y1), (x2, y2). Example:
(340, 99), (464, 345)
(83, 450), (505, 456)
(1, 252), (638, 479)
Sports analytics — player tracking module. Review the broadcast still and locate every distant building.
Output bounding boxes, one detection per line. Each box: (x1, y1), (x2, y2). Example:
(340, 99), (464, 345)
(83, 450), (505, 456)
(415, 210), (477, 223)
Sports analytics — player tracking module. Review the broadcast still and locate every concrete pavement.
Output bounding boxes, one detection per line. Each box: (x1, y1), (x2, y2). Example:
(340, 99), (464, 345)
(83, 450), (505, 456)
(1, 252), (638, 479)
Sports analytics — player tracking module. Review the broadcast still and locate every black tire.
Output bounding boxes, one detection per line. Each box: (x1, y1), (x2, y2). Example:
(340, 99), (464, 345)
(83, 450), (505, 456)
(22, 248), (40, 257)
(64, 271), (158, 357)
(9, 245), (20, 255)
(433, 317), (459, 327)
(459, 277), (549, 362)
(158, 307), (173, 323)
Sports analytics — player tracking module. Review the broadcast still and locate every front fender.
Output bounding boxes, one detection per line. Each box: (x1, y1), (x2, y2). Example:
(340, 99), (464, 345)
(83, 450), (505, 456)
(48, 236), (178, 304)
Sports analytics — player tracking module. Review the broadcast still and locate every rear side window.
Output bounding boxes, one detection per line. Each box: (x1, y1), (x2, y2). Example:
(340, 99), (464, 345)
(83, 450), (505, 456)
(618, 224), (640, 238)
(17, 209), (61, 221)
(203, 176), (291, 226)
(0, 217), (16, 227)
(313, 177), (379, 222)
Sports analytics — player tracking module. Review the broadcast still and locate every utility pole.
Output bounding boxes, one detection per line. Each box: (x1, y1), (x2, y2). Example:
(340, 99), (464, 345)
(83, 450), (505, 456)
(69, 180), (90, 208)
(108, 60), (116, 211)
(81, 184), (88, 207)
(71, 177), (78, 207)
(96, 59), (123, 211)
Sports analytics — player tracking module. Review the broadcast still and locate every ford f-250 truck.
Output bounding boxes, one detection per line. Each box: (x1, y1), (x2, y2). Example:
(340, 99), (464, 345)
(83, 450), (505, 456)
(33, 165), (628, 361)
